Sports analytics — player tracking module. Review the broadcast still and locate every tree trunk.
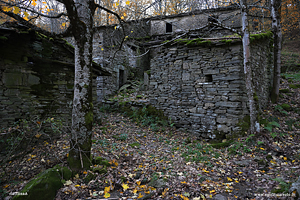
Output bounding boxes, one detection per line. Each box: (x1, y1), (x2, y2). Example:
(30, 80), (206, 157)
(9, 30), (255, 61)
(271, 0), (282, 103)
(67, 0), (95, 172)
(240, 0), (257, 134)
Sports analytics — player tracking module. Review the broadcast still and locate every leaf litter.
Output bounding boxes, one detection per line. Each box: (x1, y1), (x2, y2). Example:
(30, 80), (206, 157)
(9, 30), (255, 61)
(1, 74), (300, 200)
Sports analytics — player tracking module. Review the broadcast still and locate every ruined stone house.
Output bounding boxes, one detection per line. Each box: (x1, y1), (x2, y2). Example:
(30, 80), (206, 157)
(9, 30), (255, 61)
(0, 24), (110, 127)
(94, 5), (273, 139)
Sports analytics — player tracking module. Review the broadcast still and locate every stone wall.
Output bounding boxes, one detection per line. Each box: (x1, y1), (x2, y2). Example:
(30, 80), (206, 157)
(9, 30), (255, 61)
(149, 37), (273, 139)
(0, 25), (109, 128)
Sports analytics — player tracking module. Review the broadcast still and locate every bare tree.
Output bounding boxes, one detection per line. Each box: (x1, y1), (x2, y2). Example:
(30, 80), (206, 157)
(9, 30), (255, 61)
(271, 0), (282, 103)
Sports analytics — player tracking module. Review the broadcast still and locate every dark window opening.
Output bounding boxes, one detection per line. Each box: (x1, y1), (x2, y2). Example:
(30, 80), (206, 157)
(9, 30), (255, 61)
(167, 36), (172, 40)
(166, 22), (172, 33)
(205, 74), (213, 82)
(119, 69), (124, 89)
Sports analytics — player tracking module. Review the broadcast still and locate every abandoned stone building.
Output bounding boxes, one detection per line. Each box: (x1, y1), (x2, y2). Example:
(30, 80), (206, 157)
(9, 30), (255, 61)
(0, 5), (273, 139)
(94, 5), (273, 138)
(0, 24), (110, 127)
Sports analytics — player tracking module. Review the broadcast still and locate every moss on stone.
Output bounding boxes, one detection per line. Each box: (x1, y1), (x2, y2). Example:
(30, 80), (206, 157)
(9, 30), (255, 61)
(93, 156), (111, 167)
(281, 103), (291, 111)
(279, 89), (290, 93)
(93, 165), (108, 174)
(210, 140), (233, 149)
(12, 165), (71, 200)
(289, 84), (300, 89)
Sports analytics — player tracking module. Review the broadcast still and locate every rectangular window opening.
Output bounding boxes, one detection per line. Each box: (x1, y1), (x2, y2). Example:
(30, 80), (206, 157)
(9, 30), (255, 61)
(166, 22), (172, 33)
(205, 74), (213, 82)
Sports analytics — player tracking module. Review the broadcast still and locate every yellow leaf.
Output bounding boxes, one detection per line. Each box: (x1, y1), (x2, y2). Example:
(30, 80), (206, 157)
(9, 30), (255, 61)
(104, 186), (110, 193)
(4, 184), (10, 188)
(47, 9), (50, 12)
(137, 193), (144, 198)
(42, 1), (47, 4)
(137, 181), (141, 185)
(27, 158), (31, 161)
(83, 171), (88, 174)
(283, 157), (287, 160)
(101, 48), (104, 51)
(161, 188), (169, 196)
(122, 183), (129, 191)
(126, 1), (130, 5)
(75, 174), (79, 179)
(3, 6), (12, 12)
(75, 184), (80, 187)
(35, 133), (42, 138)
(227, 177), (233, 181)
(210, 189), (215, 193)
(32, 1), (37, 6)
(104, 192), (110, 198)
(121, 16), (124, 20)
(13, 6), (20, 14)
(116, 2), (119, 6)
(132, 188), (138, 194)
(62, 23), (66, 27)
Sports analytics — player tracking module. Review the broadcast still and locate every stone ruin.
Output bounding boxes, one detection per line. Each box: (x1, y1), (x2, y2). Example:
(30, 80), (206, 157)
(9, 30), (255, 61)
(0, 6), (273, 139)
(94, 5), (273, 139)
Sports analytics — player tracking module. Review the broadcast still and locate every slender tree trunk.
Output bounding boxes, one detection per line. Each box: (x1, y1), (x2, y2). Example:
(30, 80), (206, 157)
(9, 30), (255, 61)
(67, 0), (95, 172)
(240, 0), (257, 134)
(271, 0), (282, 103)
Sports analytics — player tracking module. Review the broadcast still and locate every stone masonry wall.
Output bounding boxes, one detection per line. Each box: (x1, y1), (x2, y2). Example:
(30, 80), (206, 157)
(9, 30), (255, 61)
(0, 27), (102, 128)
(149, 38), (273, 139)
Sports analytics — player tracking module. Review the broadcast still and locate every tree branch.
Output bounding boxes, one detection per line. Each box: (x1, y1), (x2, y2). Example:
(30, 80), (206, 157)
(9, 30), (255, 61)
(0, 9), (72, 38)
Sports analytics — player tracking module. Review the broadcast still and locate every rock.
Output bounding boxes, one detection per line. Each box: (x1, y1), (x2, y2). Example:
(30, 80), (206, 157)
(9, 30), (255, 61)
(289, 176), (300, 198)
(212, 194), (227, 200)
(234, 159), (252, 167)
(12, 165), (72, 200)
(148, 179), (167, 188)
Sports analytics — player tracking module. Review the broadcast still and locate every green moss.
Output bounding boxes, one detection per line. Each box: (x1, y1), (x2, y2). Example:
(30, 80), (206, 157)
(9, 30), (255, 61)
(289, 84), (300, 89)
(281, 103), (291, 111)
(93, 157), (111, 166)
(210, 140), (233, 149)
(129, 142), (141, 148)
(250, 31), (273, 43)
(12, 166), (69, 200)
(236, 115), (250, 135)
(85, 111), (93, 125)
(93, 165), (107, 174)
(0, 36), (8, 40)
(279, 89), (290, 93)
(84, 172), (97, 183)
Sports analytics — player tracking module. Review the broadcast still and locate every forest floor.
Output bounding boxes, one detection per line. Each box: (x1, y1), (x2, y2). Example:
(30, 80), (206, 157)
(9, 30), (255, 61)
(1, 40), (300, 200)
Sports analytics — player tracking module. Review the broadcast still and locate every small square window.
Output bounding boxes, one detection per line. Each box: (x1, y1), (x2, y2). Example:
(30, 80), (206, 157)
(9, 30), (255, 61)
(205, 75), (213, 82)
(166, 22), (172, 33)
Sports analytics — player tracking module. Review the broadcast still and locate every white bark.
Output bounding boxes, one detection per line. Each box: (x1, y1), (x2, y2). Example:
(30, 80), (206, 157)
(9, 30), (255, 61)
(271, 0), (282, 103)
(68, 0), (95, 171)
(240, 0), (257, 134)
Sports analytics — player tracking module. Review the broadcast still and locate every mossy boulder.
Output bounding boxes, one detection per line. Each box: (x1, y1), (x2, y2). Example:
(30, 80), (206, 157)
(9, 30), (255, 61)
(93, 165), (107, 174)
(12, 165), (72, 200)
(93, 156), (111, 167)
(281, 103), (291, 111)
(279, 89), (290, 93)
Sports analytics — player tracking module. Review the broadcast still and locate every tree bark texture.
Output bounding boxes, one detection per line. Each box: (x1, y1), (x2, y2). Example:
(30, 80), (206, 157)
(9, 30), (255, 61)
(240, 0), (257, 134)
(66, 0), (95, 172)
(271, 0), (282, 103)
